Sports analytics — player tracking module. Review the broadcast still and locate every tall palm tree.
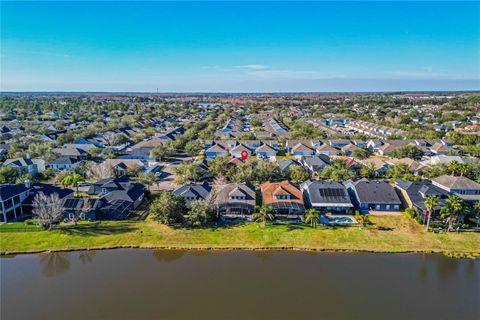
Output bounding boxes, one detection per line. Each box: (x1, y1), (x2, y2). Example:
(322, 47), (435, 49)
(305, 208), (319, 228)
(424, 195), (438, 231)
(446, 195), (465, 231)
(447, 161), (460, 176)
(473, 201), (480, 231)
(253, 205), (274, 227)
(61, 173), (84, 196)
(458, 163), (469, 177)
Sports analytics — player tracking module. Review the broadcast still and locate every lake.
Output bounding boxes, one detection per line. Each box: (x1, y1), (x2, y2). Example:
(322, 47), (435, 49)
(1, 250), (479, 320)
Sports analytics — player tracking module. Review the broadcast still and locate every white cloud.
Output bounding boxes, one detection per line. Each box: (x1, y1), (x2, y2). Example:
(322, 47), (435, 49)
(234, 64), (270, 70)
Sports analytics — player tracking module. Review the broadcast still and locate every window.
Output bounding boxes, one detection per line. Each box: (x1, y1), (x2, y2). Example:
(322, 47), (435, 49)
(376, 204), (380, 210)
(386, 205), (390, 210)
(394, 205), (399, 209)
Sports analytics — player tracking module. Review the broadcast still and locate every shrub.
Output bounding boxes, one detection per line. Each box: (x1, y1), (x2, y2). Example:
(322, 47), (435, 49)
(404, 208), (416, 219)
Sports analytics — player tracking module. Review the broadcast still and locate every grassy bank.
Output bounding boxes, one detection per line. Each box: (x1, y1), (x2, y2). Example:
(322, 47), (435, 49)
(1, 215), (480, 256)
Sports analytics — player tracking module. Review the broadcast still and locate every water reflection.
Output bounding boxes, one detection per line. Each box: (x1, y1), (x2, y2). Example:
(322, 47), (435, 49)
(254, 250), (274, 261)
(78, 251), (96, 264)
(152, 250), (185, 262)
(39, 253), (71, 278)
(416, 254), (428, 282)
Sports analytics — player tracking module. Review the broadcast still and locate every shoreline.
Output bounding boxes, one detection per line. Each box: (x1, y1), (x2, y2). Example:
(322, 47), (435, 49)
(2, 216), (480, 259)
(2, 245), (479, 259)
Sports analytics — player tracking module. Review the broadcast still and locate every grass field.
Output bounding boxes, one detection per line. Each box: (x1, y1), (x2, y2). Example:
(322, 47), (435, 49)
(1, 215), (480, 255)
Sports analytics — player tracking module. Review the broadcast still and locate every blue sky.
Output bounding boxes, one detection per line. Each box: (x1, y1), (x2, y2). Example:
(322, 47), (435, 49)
(1, 1), (479, 92)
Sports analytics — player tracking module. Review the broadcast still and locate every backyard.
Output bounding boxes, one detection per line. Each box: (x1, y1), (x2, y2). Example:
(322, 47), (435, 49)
(1, 215), (480, 256)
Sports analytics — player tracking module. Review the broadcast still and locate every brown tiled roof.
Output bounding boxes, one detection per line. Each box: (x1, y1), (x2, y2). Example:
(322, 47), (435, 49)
(261, 181), (303, 205)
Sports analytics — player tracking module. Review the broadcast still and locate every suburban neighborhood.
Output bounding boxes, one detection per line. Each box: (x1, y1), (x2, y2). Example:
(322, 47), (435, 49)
(0, 92), (479, 236)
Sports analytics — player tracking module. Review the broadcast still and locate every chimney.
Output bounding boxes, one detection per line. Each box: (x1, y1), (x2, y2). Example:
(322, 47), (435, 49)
(24, 179), (31, 188)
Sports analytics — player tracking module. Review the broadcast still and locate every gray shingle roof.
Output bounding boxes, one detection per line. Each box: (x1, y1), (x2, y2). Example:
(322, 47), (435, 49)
(350, 180), (401, 204)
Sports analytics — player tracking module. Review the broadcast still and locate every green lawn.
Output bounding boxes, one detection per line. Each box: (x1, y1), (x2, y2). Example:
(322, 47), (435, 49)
(1, 216), (480, 255)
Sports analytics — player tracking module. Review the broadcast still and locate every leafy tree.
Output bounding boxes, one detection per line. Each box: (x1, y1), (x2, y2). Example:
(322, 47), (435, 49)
(0, 166), (19, 183)
(208, 155), (230, 177)
(422, 164), (448, 179)
(388, 145), (424, 160)
(231, 160), (256, 183)
(304, 208), (319, 228)
(150, 145), (173, 161)
(111, 134), (129, 146)
(173, 162), (206, 184)
(149, 192), (186, 224)
(351, 148), (369, 160)
(255, 160), (282, 183)
(185, 199), (214, 226)
(320, 159), (355, 181)
(386, 163), (420, 182)
(288, 165), (310, 182)
(360, 163), (376, 179)
(253, 205), (274, 227)
(100, 148), (117, 159)
(184, 140), (202, 154)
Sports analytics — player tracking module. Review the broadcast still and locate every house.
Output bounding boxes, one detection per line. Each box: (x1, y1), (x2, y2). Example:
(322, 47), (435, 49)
(329, 140), (351, 148)
(430, 142), (457, 155)
(0, 183), (31, 222)
(52, 147), (88, 160)
(230, 144), (252, 158)
(394, 179), (450, 220)
(432, 175), (480, 202)
(289, 143), (315, 157)
(316, 144), (340, 156)
(99, 183), (145, 219)
(345, 179), (401, 213)
(301, 155), (330, 175)
(82, 175), (145, 219)
(3, 158), (38, 177)
(118, 147), (154, 161)
(104, 159), (146, 176)
(286, 140), (321, 152)
(360, 158), (390, 176)
(172, 182), (211, 208)
(300, 180), (353, 214)
(277, 159), (301, 174)
(341, 144), (362, 156)
(49, 157), (81, 170)
(214, 183), (256, 216)
(205, 144), (228, 158)
(255, 143), (278, 158)
(0, 182), (74, 222)
(386, 158), (424, 175)
(421, 155), (467, 166)
(261, 181), (305, 215)
(63, 143), (99, 152)
(0, 144), (9, 158)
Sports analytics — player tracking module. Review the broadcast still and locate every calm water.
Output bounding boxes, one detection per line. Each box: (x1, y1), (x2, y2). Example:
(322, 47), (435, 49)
(1, 250), (479, 320)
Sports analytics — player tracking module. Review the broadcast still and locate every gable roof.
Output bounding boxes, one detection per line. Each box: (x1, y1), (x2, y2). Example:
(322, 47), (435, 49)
(215, 183), (256, 205)
(349, 180), (401, 204)
(172, 182), (212, 200)
(432, 175), (480, 190)
(277, 159), (301, 171)
(4, 158), (33, 167)
(300, 180), (353, 207)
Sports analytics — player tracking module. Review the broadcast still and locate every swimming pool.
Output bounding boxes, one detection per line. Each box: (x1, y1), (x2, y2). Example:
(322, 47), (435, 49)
(321, 215), (358, 225)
